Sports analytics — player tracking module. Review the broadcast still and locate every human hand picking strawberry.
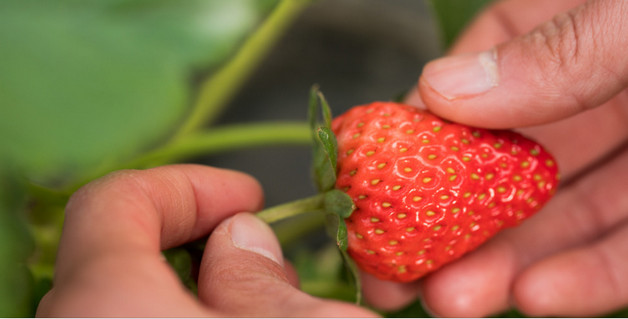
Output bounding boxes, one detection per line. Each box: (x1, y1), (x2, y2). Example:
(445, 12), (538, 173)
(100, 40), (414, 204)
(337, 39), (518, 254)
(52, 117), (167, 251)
(36, 165), (376, 318)
(365, 0), (628, 317)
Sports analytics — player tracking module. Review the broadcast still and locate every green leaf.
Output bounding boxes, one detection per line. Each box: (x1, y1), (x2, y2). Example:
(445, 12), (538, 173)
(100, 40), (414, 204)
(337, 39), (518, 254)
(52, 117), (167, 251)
(0, 0), (277, 185)
(428, 0), (495, 48)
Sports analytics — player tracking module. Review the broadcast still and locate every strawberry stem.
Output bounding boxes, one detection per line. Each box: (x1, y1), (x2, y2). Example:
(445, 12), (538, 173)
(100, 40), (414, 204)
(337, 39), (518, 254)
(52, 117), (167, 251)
(256, 193), (326, 224)
(270, 210), (327, 245)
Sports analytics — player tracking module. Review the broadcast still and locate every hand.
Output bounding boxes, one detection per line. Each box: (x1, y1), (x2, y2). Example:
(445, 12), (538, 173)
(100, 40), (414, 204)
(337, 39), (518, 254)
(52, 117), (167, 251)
(363, 0), (628, 317)
(36, 165), (376, 317)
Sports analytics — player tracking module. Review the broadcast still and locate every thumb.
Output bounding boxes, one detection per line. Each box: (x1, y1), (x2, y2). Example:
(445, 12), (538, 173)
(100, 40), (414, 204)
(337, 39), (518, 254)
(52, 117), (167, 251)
(417, 0), (628, 128)
(197, 213), (377, 317)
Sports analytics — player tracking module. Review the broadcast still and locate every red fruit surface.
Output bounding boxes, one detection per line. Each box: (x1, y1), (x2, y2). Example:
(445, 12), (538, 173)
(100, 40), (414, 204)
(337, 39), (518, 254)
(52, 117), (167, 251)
(332, 102), (559, 282)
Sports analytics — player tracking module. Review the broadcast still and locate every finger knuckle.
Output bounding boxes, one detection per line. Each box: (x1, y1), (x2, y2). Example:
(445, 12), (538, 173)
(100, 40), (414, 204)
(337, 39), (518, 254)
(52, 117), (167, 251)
(210, 256), (288, 291)
(530, 10), (583, 78)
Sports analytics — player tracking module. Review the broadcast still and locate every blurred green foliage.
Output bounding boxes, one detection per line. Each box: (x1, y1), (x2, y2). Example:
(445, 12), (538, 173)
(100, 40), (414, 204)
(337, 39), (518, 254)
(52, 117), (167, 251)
(0, 0), (277, 185)
(428, 0), (494, 48)
(0, 164), (35, 317)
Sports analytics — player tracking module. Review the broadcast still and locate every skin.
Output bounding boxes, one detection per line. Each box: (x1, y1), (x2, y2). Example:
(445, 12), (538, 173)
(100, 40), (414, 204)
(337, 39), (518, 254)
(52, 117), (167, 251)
(364, 0), (628, 317)
(36, 165), (376, 317)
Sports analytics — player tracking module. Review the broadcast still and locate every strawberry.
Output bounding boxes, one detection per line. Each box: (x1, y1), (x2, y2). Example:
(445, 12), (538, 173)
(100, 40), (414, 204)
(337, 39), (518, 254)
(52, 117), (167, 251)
(332, 101), (559, 282)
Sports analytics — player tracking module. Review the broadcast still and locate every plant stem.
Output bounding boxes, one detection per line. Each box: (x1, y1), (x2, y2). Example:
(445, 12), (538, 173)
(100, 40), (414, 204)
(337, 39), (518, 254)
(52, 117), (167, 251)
(271, 210), (327, 246)
(130, 122), (311, 168)
(172, 0), (312, 140)
(257, 193), (325, 224)
(68, 122), (311, 192)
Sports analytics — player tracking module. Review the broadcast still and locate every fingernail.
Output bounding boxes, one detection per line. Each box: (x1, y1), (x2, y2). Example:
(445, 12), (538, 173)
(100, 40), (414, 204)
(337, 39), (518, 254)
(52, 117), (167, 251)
(422, 48), (499, 100)
(229, 213), (283, 266)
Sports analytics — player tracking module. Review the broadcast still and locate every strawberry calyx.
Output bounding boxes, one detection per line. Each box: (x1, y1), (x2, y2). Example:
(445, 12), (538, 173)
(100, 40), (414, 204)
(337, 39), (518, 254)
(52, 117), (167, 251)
(257, 86), (356, 244)
(255, 86), (362, 302)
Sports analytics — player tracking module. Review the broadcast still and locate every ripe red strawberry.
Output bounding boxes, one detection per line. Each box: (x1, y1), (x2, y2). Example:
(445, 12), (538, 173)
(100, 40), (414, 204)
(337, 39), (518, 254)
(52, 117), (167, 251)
(332, 102), (559, 282)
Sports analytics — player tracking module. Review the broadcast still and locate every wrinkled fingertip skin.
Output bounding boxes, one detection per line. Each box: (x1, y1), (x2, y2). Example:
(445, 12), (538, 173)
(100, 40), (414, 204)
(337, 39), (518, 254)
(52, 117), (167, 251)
(332, 102), (559, 283)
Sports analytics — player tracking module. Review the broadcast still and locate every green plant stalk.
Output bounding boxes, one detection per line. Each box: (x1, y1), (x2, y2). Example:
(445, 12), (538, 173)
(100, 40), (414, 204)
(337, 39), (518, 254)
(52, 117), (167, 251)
(172, 0), (312, 140)
(67, 122), (311, 192)
(257, 193), (340, 249)
(128, 122), (311, 169)
(257, 193), (325, 224)
(271, 210), (327, 246)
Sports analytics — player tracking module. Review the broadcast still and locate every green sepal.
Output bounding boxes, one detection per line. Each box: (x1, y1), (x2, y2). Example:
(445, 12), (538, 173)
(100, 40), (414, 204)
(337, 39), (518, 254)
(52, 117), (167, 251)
(318, 91), (333, 129)
(323, 190), (361, 304)
(312, 127), (338, 192)
(323, 189), (353, 219)
(338, 246), (362, 305)
(307, 86), (361, 304)
(308, 86), (339, 193)
(323, 190), (354, 250)
(308, 85), (332, 131)
(308, 85), (320, 131)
